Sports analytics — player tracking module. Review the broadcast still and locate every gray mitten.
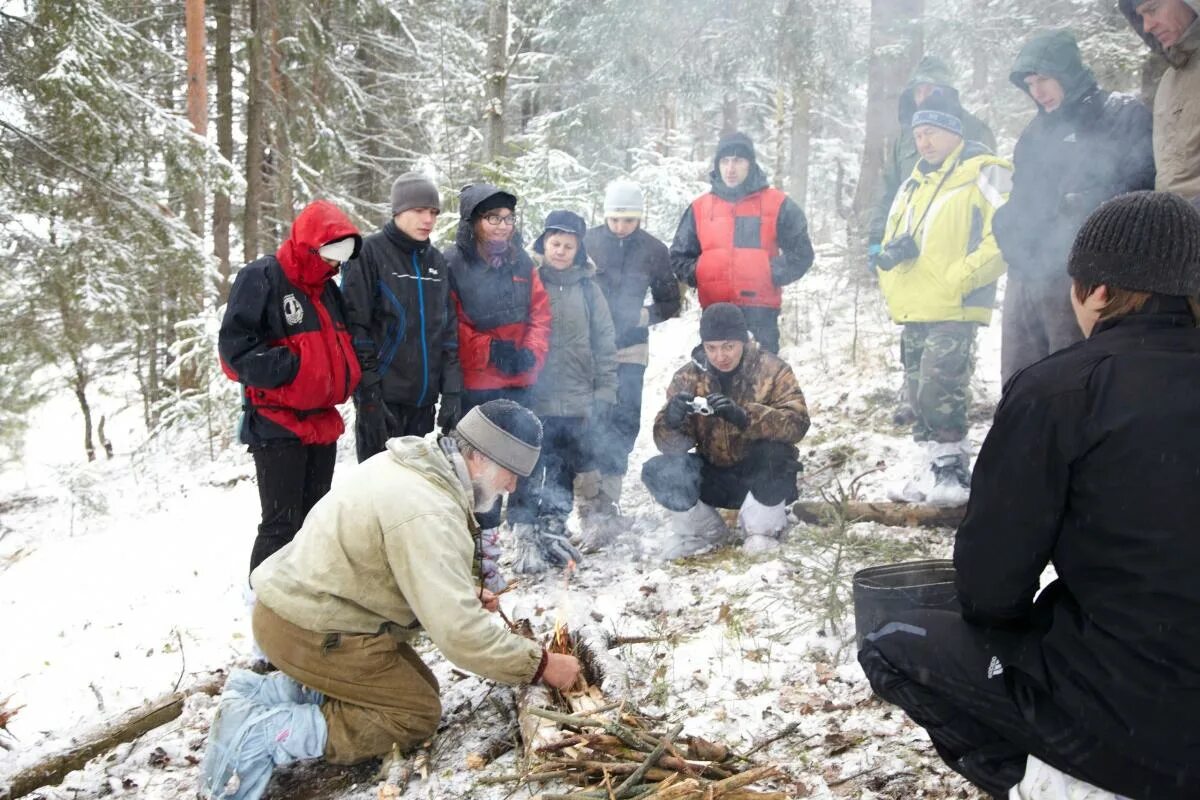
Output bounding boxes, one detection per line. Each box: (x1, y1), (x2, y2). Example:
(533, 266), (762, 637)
(512, 521), (582, 574)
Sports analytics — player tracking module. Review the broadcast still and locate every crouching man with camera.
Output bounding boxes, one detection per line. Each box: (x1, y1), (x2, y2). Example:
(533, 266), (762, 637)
(875, 93), (1012, 507)
(641, 304), (810, 558)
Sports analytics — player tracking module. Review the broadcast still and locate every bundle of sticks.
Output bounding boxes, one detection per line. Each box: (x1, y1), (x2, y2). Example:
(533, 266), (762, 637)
(507, 621), (787, 799)
(520, 705), (786, 799)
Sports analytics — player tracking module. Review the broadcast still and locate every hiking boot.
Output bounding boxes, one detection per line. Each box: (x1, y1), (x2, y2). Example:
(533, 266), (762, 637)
(662, 502), (732, 560)
(927, 446), (971, 508)
(199, 691), (326, 800)
(892, 403), (918, 427)
(737, 491), (788, 554)
(511, 519), (582, 574)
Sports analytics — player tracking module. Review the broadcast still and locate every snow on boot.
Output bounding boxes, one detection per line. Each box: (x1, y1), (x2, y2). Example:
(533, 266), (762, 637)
(1008, 755), (1129, 800)
(662, 502), (732, 560)
(511, 520), (582, 574)
(199, 694), (327, 800)
(738, 491), (788, 554)
(577, 498), (621, 553)
(886, 442), (935, 503)
(926, 442), (971, 508)
(479, 526), (507, 592)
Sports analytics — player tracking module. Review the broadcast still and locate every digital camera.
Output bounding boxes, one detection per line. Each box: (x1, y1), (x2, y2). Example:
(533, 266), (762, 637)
(875, 234), (920, 271)
(688, 397), (714, 416)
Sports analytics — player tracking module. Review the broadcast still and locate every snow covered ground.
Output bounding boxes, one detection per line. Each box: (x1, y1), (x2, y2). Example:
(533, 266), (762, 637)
(0, 250), (1000, 798)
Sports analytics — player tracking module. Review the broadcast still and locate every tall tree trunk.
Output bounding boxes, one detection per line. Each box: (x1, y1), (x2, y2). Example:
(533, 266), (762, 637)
(185, 0), (207, 240)
(243, 0), (265, 262)
(484, 0), (509, 162)
(267, 5), (293, 225)
(850, 0), (924, 235)
(213, 0), (233, 303)
(788, 80), (811, 207)
(720, 92), (739, 136)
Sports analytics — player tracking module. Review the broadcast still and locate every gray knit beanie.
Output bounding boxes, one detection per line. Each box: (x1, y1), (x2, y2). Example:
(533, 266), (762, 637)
(1068, 191), (1200, 297)
(390, 172), (441, 215)
(456, 399), (543, 477)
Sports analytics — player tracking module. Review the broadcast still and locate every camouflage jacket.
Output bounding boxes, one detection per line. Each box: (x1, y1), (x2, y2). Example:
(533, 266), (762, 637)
(652, 342), (810, 467)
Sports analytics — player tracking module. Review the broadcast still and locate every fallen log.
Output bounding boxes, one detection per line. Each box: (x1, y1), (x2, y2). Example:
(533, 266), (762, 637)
(0, 670), (227, 800)
(791, 500), (965, 529)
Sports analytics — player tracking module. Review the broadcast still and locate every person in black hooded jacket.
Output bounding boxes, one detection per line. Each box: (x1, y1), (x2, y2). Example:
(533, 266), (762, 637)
(993, 29), (1154, 384)
(670, 131), (814, 354)
(859, 192), (1200, 799)
(342, 173), (463, 462)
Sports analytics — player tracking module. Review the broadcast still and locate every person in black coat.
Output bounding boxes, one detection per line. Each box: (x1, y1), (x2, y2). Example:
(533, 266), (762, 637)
(576, 180), (680, 548)
(342, 173), (463, 462)
(858, 192), (1200, 799)
(993, 30), (1155, 383)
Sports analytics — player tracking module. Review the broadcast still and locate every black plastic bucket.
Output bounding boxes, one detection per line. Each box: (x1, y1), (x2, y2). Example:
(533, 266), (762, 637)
(852, 559), (959, 649)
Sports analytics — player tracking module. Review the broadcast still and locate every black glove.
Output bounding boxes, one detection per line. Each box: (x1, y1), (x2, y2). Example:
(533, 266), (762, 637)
(437, 393), (461, 434)
(707, 393), (749, 429)
(490, 339), (519, 374)
(664, 392), (695, 430)
(490, 339), (537, 375)
(354, 381), (392, 462)
(514, 347), (537, 374)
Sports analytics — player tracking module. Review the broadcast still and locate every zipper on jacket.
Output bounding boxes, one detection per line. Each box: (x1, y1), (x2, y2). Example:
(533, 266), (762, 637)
(414, 250), (430, 407)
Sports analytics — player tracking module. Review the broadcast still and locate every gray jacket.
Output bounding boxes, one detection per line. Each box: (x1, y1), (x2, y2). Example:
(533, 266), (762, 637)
(531, 257), (618, 418)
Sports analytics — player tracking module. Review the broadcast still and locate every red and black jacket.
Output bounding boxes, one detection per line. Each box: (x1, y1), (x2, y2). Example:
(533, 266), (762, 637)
(219, 200), (363, 446)
(670, 162), (814, 310)
(445, 183), (551, 391)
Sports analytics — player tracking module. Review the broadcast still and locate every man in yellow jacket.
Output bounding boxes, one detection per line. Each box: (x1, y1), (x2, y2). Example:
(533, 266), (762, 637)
(875, 93), (1012, 506)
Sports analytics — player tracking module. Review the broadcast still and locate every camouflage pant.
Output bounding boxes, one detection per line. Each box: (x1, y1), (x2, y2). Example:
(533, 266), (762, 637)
(900, 322), (977, 443)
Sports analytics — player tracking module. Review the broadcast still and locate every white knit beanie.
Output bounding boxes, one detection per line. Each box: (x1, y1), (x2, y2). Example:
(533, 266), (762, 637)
(604, 180), (645, 218)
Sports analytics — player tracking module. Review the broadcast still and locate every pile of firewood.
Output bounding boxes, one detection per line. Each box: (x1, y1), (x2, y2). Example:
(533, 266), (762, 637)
(516, 706), (787, 799)
(501, 620), (788, 800)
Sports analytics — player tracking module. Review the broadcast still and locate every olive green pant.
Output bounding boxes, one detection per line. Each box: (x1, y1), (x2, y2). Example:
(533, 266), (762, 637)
(252, 602), (442, 765)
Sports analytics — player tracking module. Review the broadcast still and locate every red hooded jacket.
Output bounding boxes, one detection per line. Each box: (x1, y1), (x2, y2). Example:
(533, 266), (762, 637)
(219, 200), (363, 445)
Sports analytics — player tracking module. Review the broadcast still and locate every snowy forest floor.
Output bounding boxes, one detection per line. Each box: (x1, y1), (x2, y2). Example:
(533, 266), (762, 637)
(0, 248), (1002, 799)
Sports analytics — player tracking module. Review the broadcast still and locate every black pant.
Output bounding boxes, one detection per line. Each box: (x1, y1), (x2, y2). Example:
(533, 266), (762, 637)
(508, 416), (589, 526)
(354, 402), (436, 463)
(590, 363), (645, 476)
(740, 306), (781, 354)
(462, 386), (533, 529)
(858, 609), (1189, 799)
(248, 440), (337, 575)
(641, 441), (800, 512)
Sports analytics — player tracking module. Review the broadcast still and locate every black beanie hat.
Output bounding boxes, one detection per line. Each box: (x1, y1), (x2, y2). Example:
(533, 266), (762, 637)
(456, 399), (543, 477)
(471, 191), (517, 220)
(716, 131), (756, 163)
(699, 303), (750, 342)
(1068, 191), (1200, 297)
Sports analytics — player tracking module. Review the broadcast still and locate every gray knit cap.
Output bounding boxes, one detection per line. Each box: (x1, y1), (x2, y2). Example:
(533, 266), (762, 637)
(390, 172), (441, 215)
(1068, 191), (1200, 297)
(456, 399), (543, 477)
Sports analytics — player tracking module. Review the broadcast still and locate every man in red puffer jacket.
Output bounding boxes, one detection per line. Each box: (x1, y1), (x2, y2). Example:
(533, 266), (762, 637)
(220, 200), (363, 575)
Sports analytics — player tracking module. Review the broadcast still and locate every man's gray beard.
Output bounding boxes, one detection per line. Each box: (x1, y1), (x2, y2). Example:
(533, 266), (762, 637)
(473, 479), (501, 513)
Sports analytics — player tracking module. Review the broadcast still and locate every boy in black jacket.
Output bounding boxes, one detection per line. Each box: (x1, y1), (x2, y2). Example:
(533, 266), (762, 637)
(859, 192), (1200, 799)
(342, 173), (463, 462)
